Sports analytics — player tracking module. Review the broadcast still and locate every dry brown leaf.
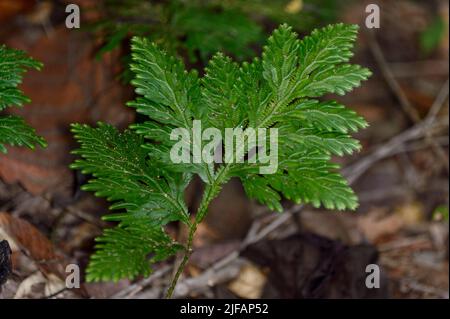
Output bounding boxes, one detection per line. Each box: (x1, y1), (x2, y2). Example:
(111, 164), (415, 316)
(227, 262), (267, 299)
(357, 208), (405, 243)
(0, 212), (62, 277)
(14, 271), (65, 299)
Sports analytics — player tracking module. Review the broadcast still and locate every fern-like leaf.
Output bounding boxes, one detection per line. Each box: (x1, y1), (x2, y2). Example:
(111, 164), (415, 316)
(0, 116), (46, 153)
(284, 100), (368, 133)
(0, 45), (45, 153)
(72, 23), (371, 283)
(86, 218), (182, 282)
(71, 123), (189, 281)
(128, 37), (213, 182)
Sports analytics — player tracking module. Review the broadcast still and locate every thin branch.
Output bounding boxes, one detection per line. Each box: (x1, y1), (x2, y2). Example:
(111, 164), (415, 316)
(366, 29), (421, 123)
(110, 265), (171, 299)
(367, 28), (449, 172)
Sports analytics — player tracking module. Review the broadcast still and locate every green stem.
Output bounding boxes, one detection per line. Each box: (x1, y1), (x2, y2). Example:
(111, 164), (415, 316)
(165, 165), (232, 298)
(166, 183), (217, 299)
(165, 220), (197, 299)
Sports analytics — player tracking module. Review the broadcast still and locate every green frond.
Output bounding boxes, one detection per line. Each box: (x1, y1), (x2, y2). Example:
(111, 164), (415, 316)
(128, 37), (202, 127)
(262, 24), (299, 101)
(300, 64), (372, 97)
(242, 175), (283, 212)
(0, 45), (45, 153)
(269, 151), (358, 210)
(128, 37), (213, 182)
(71, 23), (371, 283)
(228, 23), (370, 211)
(202, 53), (242, 130)
(71, 123), (191, 226)
(86, 218), (182, 282)
(71, 123), (192, 281)
(280, 127), (362, 156)
(284, 100), (368, 133)
(0, 116), (46, 153)
(297, 23), (359, 78)
(0, 45), (42, 111)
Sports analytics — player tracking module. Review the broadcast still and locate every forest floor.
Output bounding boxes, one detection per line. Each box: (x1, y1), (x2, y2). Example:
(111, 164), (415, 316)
(0, 0), (448, 299)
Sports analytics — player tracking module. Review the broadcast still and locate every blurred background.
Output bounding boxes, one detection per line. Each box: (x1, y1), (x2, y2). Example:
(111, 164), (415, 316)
(0, 0), (448, 299)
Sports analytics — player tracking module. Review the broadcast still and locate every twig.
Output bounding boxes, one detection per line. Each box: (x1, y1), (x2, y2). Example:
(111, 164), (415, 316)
(423, 79), (450, 172)
(43, 287), (68, 299)
(366, 30), (449, 171)
(426, 79), (449, 121)
(366, 29), (421, 123)
(344, 117), (448, 184)
(171, 259), (245, 298)
(110, 265), (171, 299)
(388, 136), (449, 156)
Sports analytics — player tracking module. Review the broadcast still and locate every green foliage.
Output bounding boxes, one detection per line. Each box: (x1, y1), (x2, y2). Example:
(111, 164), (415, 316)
(71, 123), (188, 281)
(92, 0), (341, 65)
(420, 16), (446, 55)
(72, 23), (370, 283)
(87, 218), (182, 282)
(0, 45), (46, 153)
(92, 0), (260, 63)
(432, 205), (449, 222)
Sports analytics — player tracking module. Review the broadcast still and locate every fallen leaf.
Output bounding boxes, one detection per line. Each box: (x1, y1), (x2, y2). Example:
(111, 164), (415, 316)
(227, 262), (267, 299)
(14, 271), (65, 299)
(0, 212), (62, 277)
(357, 208), (404, 243)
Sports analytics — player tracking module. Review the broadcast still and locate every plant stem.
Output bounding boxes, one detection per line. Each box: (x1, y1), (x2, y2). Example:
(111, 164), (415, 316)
(165, 166), (230, 298)
(165, 221), (197, 299)
(165, 183), (217, 298)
